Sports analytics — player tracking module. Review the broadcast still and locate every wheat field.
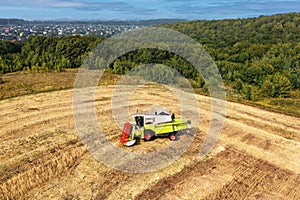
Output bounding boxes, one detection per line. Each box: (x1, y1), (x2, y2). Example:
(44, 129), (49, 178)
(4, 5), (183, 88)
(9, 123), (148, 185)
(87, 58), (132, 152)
(0, 84), (299, 199)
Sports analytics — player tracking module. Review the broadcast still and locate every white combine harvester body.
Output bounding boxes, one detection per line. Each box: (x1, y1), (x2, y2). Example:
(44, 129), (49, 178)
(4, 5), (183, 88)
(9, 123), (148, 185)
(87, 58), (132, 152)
(132, 109), (172, 126)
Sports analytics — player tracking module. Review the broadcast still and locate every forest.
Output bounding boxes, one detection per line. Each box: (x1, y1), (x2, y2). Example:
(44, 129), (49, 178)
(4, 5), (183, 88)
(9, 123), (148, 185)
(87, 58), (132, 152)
(0, 12), (299, 101)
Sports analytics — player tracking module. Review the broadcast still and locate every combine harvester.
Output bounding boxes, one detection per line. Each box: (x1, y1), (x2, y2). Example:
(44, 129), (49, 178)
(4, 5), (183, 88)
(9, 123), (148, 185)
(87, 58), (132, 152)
(120, 109), (191, 146)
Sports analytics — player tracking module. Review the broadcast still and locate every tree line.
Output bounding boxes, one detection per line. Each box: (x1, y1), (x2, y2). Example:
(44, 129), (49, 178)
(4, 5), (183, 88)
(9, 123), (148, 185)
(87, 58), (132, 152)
(0, 13), (299, 100)
(0, 36), (104, 73)
(162, 12), (300, 100)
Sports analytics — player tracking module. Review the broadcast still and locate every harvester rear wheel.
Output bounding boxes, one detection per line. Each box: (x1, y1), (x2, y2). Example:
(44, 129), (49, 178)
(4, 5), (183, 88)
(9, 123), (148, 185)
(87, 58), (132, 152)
(169, 132), (177, 141)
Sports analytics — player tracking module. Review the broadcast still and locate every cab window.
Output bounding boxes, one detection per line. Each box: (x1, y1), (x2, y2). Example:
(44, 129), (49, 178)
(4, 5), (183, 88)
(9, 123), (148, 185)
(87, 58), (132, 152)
(135, 116), (144, 127)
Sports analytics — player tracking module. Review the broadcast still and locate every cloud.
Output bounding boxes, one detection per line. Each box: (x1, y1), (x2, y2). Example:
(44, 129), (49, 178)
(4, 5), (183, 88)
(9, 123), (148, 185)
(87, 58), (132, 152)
(163, 0), (195, 2)
(74, 1), (156, 15)
(171, 0), (300, 18)
(1, 0), (299, 20)
(0, 0), (156, 16)
(0, 0), (84, 7)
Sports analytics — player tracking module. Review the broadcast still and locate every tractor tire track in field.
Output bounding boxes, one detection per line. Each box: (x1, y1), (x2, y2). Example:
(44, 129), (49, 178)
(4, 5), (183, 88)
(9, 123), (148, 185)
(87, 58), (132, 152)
(135, 146), (300, 200)
(0, 130), (80, 184)
(0, 85), (299, 199)
(0, 145), (86, 200)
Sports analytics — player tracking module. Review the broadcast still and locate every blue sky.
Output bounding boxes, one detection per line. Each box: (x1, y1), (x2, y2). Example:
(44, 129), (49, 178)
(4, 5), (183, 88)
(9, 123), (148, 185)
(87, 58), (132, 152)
(0, 0), (299, 20)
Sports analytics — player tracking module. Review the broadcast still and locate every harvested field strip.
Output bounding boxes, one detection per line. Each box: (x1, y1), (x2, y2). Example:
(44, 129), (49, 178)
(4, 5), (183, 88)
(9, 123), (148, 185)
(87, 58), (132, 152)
(1, 111), (72, 133)
(0, 145), (86, 199)
(225, 101), (300, 139)
(135, 146), (300, 200)
(0, 114), (74, 142)
(222, 134), (300, 173)
(0, 103), (72, 128)
(227, 102), (299, 129)
(0, 133), (80, 184)
(229, 108), (299, 132)
(223, 116), (300, 151)
(225, 111), (300, 141)
(203, 156), (300, 199)
(0, 130), (77, 160)
(195, 95), (300, 141)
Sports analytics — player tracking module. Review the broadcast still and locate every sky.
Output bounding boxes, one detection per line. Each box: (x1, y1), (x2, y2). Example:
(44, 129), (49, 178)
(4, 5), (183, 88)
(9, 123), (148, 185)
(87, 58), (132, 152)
(0, 0), (299, 21)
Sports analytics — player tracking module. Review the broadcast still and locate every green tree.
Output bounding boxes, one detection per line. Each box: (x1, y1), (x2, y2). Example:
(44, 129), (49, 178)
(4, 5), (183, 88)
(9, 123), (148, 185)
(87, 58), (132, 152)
(261, 77), (275, 97)
(241, 83), (252, 100)
(0, 56), (6, 73)
(272, 73), (292, 97)
(233, 78), (243, 93)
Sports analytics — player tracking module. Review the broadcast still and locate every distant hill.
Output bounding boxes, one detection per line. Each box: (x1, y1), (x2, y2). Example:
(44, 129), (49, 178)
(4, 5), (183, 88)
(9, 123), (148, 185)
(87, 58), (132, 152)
(0, 18), (187, 26)
(161, 12), (300, 47)
(0, 19), (27, 25)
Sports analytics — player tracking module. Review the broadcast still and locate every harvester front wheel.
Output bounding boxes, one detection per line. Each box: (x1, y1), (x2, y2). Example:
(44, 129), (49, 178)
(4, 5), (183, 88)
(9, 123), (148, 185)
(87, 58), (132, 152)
(144, 130), (155, 141)
(134, 137), (141, 144)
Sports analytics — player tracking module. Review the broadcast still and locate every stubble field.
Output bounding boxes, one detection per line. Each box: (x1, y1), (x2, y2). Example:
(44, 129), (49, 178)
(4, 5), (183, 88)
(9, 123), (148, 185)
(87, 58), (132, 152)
(0, 83), (299, 199)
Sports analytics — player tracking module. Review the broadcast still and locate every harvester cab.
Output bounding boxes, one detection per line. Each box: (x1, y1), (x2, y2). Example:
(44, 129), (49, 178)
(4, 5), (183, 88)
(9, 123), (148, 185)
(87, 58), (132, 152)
(120, 108), (191, 147)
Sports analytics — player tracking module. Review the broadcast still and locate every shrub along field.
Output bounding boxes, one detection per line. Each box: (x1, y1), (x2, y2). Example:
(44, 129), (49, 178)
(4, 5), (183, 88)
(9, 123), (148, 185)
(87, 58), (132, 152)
(0, 70), (299, 116)
(0, 70), (119, 100)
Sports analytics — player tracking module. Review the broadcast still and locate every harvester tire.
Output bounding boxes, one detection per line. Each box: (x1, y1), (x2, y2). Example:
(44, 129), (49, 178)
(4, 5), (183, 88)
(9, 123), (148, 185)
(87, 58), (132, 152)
(169, 132), (177, 141)
(144, 130), (155, 141)
(134, 137), (141, 144)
